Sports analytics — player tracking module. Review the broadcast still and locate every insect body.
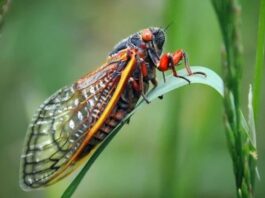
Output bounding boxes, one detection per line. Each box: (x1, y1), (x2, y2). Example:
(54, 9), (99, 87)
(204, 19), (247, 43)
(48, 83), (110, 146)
(20, 27), (202, 190)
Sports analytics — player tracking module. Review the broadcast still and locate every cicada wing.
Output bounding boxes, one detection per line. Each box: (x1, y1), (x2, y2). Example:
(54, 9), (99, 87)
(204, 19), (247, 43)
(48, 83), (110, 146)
(20, 59), (127, 190)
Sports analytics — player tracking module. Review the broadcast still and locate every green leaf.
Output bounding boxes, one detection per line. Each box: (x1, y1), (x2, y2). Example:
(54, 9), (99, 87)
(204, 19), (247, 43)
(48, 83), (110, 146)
(61, 66), (224, 198)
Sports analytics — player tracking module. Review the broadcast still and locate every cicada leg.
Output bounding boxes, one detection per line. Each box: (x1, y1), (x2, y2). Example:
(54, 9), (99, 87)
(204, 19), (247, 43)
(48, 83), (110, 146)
(128, 57), (151, 104)
(158, 49), (206, 83)
(180, 50), (206, 77)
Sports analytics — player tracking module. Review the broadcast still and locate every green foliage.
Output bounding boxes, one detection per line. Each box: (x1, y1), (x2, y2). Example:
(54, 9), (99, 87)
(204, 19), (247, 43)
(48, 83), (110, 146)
(62, 66), (224, 197)
(211, 0), (258, 197)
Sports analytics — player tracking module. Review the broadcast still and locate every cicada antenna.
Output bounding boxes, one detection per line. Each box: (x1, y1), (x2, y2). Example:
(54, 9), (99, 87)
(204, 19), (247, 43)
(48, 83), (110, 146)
(163, 20), (175, 32)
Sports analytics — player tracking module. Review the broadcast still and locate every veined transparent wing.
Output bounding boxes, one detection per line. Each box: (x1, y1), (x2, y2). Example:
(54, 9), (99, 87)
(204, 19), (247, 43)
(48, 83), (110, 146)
(20, 58), (128, 190)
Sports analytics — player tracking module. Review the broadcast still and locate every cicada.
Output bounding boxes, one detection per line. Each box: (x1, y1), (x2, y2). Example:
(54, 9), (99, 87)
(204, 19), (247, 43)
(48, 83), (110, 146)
(20, 27), (203, 190)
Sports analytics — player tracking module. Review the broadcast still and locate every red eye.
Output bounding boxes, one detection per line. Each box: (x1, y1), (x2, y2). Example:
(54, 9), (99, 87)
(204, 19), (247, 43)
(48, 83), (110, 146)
(141, 29), (153, 42)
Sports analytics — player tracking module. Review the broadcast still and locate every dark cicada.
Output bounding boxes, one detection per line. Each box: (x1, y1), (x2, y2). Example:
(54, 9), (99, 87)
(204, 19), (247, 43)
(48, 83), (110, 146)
(20, 27), (203, 190)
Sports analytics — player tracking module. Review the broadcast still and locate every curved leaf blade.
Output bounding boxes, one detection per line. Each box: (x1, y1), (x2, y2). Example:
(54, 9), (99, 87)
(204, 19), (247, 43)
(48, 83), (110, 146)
(62, 66), (224, 197)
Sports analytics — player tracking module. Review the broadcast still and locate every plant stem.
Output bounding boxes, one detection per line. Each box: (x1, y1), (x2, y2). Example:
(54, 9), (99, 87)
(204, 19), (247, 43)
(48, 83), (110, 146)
(212, 0), (257, 197)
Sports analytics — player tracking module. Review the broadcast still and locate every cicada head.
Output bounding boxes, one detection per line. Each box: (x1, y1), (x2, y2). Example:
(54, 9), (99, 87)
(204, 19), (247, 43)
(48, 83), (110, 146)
(141, 27), (165, 56)
(133, 27), (166, 66)
(109, 27), (165, 66)
(127, 27), (165, 62)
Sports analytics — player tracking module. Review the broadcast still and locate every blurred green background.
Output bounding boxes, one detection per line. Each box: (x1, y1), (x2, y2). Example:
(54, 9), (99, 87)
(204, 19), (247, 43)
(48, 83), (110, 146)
(0, 0), (264, 197)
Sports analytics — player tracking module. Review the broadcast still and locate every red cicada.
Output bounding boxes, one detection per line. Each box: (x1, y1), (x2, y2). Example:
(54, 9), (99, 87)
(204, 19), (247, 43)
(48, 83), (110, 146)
(20, 27), (203, 190)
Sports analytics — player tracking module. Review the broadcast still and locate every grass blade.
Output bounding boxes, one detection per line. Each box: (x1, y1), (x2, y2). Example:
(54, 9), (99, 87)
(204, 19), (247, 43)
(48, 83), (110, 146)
(211, 1), (258, 197)
(61, 66), (224, 197)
